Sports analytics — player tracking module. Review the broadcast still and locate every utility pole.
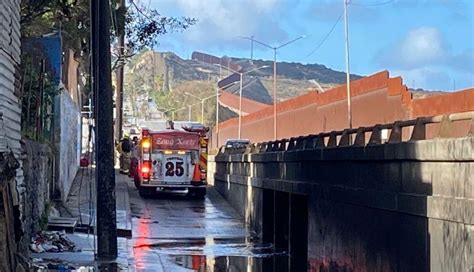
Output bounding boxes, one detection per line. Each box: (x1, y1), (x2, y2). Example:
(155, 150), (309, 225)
(92, 0), (118, 259)
(242, 36), (305, 140)
(115, 0), (125, 140)
(201, 101), (204, 124)
(215, 87), (219, 147)
(238, 73), (243, 139)
(273, 49), (277, 140)
(344, 0), (353, 132)
(250, 35), (254, 60)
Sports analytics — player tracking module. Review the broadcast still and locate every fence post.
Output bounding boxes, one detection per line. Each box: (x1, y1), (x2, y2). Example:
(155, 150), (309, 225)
(410, 118), (426, 141)
(368, 125), (382, 145)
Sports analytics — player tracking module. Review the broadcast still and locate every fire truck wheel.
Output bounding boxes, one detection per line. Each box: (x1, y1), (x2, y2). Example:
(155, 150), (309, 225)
(188, 188), (206, 199)
(134, 176), (140, 189)
(139, 187), (155, 198)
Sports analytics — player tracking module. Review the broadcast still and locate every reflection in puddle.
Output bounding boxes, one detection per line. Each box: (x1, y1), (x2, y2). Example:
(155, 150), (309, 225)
(171, 255), (290, 272)
(135, 237), (285, 257)
(130, 188), (303, 271)
(134, 237), (290, 271)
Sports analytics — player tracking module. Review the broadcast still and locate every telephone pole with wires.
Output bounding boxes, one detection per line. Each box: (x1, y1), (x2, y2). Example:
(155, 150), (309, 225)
(91, 0), (118, 259)
(114, 0), (126, 141)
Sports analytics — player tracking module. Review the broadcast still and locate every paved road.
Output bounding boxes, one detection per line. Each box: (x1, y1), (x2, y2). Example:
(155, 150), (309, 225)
(128, 185), (286, 271)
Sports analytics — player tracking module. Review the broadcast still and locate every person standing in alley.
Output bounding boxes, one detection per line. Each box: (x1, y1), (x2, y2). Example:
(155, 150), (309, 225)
(129, 136), (140, 180)
(117, 134), (132, 174)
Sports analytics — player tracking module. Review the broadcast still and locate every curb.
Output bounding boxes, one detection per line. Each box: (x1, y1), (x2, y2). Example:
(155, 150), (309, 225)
(115, 171), (132, 238)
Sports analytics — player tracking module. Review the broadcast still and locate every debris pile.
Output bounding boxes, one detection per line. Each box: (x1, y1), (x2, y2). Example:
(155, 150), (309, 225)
(30, 231), (79, 253)
(31, 258), (94, 271)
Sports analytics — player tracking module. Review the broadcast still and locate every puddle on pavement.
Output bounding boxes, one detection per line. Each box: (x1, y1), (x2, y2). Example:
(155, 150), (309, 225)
(170, 255), (292, 272)
(134, 237), (291, 271)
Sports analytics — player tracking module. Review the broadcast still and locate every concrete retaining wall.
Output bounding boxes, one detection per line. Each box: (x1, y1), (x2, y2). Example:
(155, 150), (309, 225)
(22, 140), (53, 235)
(54, 92), (81, 200)
(214, 137), (474, 271)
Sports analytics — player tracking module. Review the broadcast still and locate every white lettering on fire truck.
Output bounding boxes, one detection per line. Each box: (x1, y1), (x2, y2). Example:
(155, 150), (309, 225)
(155, 138), (197, 146)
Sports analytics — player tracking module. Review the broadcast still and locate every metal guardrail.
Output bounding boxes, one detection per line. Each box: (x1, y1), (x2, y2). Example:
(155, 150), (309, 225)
(219, 111), (474, 154)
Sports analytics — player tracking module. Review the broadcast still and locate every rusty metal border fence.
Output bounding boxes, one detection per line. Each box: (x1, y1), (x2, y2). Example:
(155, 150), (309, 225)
(219, 111), (474, 154)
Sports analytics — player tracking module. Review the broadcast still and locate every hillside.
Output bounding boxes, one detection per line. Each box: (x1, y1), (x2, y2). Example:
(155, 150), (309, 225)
(123, 50), (362, 126)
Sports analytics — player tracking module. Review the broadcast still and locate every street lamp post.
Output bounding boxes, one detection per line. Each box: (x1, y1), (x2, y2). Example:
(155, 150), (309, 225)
(185, 93), (220, 125)
(242, 36), (306, 140)
(213, 80), (240, 148)
(185, 93), (205, 123)
(215, 64), (269, 139)
(201, 100), (204, 124)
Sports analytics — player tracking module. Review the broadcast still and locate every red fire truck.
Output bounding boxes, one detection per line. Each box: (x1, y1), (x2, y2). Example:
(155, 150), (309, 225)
(135, 125), (208, 198)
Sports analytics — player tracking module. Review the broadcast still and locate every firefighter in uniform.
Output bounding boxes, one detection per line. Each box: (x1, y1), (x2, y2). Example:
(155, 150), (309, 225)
(117, 134), (132, 174)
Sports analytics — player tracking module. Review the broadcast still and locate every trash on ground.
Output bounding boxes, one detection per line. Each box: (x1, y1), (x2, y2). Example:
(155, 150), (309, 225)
(30, 231), (80, 253)
(30, 258), (94, 271)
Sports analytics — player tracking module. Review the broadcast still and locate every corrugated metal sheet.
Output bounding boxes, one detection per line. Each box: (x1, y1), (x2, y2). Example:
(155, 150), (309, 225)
(0, 0), (23, 205)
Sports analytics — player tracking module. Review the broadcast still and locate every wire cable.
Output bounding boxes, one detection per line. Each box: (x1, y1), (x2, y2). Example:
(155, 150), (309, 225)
(299, 11), (343, 62)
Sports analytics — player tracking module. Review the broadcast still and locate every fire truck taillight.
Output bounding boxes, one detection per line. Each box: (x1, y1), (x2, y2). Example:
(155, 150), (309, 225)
(142, 161), (151, 178)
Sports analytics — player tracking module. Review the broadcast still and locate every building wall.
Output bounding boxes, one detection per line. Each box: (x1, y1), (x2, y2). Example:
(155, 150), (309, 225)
(0, 0), (23, 203)
(55, 92), (81, 201)
(24, 34), (84, 201)
(0, 0), (22, 270)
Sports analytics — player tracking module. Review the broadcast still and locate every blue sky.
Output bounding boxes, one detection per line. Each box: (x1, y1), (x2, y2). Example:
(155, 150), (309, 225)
(149, 0), (473, 91)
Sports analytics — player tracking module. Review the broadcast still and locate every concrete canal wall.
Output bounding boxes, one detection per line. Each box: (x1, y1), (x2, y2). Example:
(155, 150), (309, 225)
(214, 136), (473, 271)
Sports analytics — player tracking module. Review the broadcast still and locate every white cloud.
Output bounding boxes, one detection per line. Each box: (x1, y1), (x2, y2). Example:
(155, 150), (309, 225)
(398, 27), (446, 67)
(152, 0), (289, 50)
(376, 26), (474, 73)
(377, 27), (447, 69)
(375, 27), (473, 90)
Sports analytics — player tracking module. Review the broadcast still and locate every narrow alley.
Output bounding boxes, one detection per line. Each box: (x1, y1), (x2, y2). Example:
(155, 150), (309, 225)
(128, 186), (286, 271)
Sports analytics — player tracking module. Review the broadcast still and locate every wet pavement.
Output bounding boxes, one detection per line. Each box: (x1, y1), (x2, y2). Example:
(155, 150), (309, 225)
(30, 174), (289, 271)
(128, 186), (287, 271)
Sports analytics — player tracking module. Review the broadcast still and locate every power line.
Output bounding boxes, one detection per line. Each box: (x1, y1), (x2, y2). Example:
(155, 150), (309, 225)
(299, 11), (343, 62)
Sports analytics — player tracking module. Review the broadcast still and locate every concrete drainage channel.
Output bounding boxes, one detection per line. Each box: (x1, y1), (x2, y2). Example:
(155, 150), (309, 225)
(262, 190), (309, 272)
